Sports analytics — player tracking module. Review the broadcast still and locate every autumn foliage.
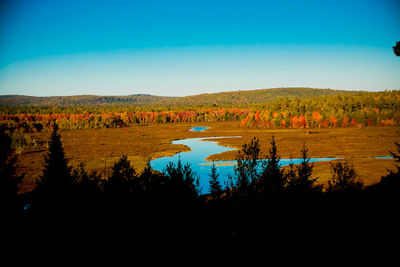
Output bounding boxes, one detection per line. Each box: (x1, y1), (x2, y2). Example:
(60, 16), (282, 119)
(0, 90), (399, 131)
(0, 109), (250, 131)
(240, 91), (400, 129)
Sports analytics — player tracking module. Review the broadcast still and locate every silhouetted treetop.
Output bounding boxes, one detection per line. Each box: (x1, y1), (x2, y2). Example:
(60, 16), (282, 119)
(164, 158), (200, 200)
(286, 143), (322, 194)
(209, 161), (222, 196)
(234, 137), (261, 193)
(0, 128), (23, 213)
(378, 142), (400, 191)
(327, 161), (363, 192)
(33, 122), (74, 213)
(36, 122), (72, 191)
(259, 136), (285, 196)
(393, 41), (400, 56)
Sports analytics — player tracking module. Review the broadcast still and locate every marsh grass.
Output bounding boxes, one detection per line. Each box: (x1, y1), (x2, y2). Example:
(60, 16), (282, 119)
(15, 121), (398, 193)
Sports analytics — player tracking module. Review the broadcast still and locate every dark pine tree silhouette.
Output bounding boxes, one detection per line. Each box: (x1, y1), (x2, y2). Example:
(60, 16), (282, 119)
(34, 122), (73, 212)
(326, 161), (363, 193)
(209, 161), (222, 196)
(284, 158), (297, 188)
(393, 41), (400, 56)
(259, 136), (285, 196)
(71, 162), (102, 215)
(234, 137), (261, 194)
(377, 142), (400, 192)
(102, 154), (137, 220)
(164, 157), (200, 200)
(0, 128), (23, 214)
(287, 143), (322, 195)
(104, 154), (136, 195)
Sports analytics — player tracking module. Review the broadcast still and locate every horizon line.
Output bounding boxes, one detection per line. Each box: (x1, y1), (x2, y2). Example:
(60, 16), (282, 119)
(0, 86), (388, 98)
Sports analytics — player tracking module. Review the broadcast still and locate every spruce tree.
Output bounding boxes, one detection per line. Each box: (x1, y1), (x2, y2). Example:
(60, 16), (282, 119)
(375, 142), (400, 191)
(234, 137), (261, 193)
(259, 136), (285, 196)
(287, 143), (321, 195)
(35, 122), (72, 210)
(209, 161), (221, 196)
(296, 144), (314, 186)
(164, 157), (199, 200)
(0, 129), (23, 214)
(327, 161), (363, 192)
(393, 41), (400, 56)
(103, 154), (137, 213)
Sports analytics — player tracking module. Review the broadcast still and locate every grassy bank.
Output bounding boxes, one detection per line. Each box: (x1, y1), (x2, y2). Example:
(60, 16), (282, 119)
(16, 121), (399, 193)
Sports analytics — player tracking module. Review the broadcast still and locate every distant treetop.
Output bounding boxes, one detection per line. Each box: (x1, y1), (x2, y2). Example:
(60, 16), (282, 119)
(0, 87), (356, 107)
(394, 41), (400, 56)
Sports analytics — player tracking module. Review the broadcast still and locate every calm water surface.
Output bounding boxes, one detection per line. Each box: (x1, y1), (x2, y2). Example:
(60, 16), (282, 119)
(189, 126), (209, 132)
(151, 136), (342, 194)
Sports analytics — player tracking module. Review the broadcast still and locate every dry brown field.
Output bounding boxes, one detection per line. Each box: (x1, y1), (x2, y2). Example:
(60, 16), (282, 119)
(16, 121), (399, 193)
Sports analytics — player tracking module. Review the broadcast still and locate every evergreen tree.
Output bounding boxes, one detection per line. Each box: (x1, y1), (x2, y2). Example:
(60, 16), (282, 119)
(164, 157), (200, 200)
(234, 137), (261, 194)
(259, 136), (285, 196)
(209, 161), (222, 196)
(393, 41), (400, 56)
(106, 154), (136, 190)
(273, 113), (283, 128)
(327, 161), (363, 192)
(0, 128), (23, 214)
(34, 122), (73, 211)
(71, 162), (101, 207)
(286, 144), (322, 194)
(284, 158), (297, 186)
(378, 142), (400, 190)
(103, 154), (137, 211)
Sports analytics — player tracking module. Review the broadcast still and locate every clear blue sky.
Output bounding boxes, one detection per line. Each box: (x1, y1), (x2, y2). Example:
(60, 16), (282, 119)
(0, 0), (399, 96)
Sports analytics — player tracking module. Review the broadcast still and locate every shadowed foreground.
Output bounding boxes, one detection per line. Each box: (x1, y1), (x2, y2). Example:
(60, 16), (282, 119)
(2, 125), (399, 264)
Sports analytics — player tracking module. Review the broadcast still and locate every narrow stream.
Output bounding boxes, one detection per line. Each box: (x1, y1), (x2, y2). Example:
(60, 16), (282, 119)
(150, 128), (343, 194)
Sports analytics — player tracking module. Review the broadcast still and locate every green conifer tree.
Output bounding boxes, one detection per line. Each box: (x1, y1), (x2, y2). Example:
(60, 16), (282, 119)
(164, 157), (200, 200)
(393, 41), (400, 56)
(209, 161), (222, 196)
(259, 136), (285, 196)
(35, 122), (73, 211)
(287, 144), (321, 194)
(234, 137), (261, 194)
(327, 161), (363, 192)
(0, 129), (23, 214)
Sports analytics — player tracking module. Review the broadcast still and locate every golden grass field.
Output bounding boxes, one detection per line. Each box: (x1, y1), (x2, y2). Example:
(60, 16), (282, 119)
(16, 122), (399, 193)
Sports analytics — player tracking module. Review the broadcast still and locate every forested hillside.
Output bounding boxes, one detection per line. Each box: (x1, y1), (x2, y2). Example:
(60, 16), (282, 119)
(0, 89), (399, 137)
(240, 90), (400, 128)
(1, 87), (354, 107)
(0, 94), (174, 107)
(161, 87), (356, 107)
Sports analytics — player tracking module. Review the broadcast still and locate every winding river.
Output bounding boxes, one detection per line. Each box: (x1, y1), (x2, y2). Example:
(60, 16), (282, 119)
(150, 127), (344, 194)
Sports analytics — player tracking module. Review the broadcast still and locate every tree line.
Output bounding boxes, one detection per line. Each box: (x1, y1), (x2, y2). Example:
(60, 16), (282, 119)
(240, 90), (400, 128)
(1, 90), (398, 132)
(0, 87), (353, 107)
(2, 122), (399, 263)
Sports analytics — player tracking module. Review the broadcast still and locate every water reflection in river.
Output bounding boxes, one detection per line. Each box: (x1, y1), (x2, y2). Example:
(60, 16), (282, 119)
(150, 136), (341, 194)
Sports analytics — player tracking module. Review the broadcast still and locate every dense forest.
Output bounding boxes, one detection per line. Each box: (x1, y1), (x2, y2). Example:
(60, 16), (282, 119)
(0, 90), (399, 134)
(240, 90), (400, 128)
(0, 94), (174, 107)
(2, 123), (399, 263)
(0, 87), (354, 107)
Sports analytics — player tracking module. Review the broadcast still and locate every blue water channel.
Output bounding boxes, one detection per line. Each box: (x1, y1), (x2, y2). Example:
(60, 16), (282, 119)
(188, 126), (209, 132)
(150, 127), (343, 194)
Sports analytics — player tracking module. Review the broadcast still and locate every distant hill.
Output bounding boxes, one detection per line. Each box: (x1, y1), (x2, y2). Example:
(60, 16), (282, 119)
(159, 87), (357, 106)
(0, 87), (357, 107)
(0, 94), (174, 106)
